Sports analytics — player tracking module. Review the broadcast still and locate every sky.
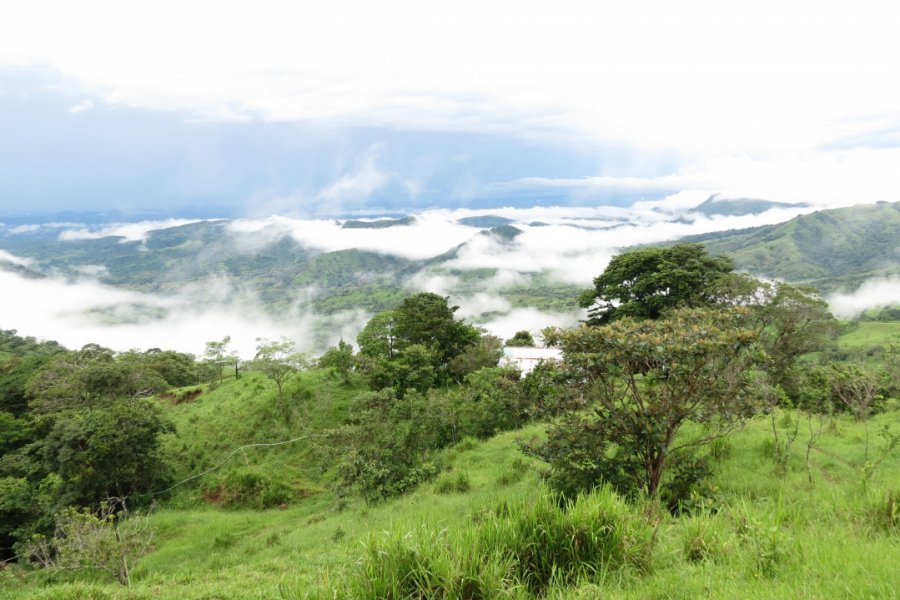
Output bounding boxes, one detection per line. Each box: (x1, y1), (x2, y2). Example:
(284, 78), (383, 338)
(1, 0), (899, 216)
(0, 0), (898, 353)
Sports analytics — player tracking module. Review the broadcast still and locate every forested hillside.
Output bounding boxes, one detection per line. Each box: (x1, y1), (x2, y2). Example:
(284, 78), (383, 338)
(688, 201), (900, 292)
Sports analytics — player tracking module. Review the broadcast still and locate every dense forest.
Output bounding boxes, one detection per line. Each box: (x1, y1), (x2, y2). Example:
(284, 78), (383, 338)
(1, 243), (898, 598)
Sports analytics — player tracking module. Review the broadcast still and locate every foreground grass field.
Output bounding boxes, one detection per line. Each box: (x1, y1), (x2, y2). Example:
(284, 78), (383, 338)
(3, 391), (898, 599)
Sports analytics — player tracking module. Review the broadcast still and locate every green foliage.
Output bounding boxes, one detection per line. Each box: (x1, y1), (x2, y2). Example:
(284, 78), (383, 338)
(447, 334), (503, 381)
(505, 330), (535, 347)
(325, 389), (442, 502)
(681, 512), (727, 563)
(120, 349), (198, 388)
(393, 344), (438, 396)
(520, 360), (574, 419)
(25, 346), (170, 414)
(202, 336), (236, 384)
(745, 281), (838, 394)
(317, 339), (354, 384)
(529, 308), (765, 498)
(25, 499), (154, 586)
(0, 329), (66, 415)
(579, 243), (734, 325)
(456, 367), (529, 439)
(201, 467), (295, 509)
(340, 488), (653, 598)
(869, 489), (900, 532)
(40, 398), (173, 507)
(0, 411), (32, 453)
(433, 471), (471, 494)
(827, 362), (882, 420)
(694, 200), (900, 293)
(250, 337), (309, 419)
(355, 293), (482, 394)
(356, 310), (399, 361)
(393, 292), (480, 367)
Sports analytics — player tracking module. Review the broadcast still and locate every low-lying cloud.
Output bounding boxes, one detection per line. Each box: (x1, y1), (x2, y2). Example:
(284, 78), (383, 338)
(827, 277), (900, 318)
(58, 219), (215, 243)
(0, 265), (365, 358)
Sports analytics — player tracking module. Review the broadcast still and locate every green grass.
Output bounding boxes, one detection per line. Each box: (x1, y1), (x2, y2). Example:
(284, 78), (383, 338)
(837, 321), (900, 349)
(5, 396), (900, 598)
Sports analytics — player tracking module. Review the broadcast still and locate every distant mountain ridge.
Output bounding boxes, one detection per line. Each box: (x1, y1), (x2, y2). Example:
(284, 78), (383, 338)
(686, 201), (900, 292)
(690, 195), (808, 217)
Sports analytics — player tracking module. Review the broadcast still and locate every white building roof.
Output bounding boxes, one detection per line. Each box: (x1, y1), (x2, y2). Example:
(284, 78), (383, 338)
(499, 346), (563, 376)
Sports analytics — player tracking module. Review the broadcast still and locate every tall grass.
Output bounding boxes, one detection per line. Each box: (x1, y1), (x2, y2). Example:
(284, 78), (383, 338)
(335, 487), (653, 598)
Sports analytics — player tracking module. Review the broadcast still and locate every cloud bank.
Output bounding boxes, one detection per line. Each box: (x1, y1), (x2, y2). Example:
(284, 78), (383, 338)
(827, 277), (900, 318)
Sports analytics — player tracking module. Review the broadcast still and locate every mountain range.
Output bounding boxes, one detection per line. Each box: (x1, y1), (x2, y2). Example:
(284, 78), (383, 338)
(1, 200), (897, 322)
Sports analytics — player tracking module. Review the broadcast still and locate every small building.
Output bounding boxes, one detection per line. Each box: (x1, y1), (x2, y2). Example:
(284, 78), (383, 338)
(499, 346), (563, 376)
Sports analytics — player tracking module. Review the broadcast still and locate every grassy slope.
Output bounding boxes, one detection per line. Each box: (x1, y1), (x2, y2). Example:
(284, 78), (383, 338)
(837, 322), (900, 349)
(5, 365), (899, 598)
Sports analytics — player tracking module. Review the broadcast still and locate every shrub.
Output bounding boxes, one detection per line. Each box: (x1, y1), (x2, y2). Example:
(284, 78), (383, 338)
(202, 468), (294, 509)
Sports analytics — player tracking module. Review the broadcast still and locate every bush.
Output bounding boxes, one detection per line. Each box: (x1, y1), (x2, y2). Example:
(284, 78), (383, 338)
(325, 389), (444, 503)
(202, 468), (295, 509)
(660, 454), (715, 515)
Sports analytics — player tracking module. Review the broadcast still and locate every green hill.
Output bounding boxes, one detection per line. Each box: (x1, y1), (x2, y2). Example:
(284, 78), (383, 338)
(5, 399), (898, 599)
(688, 201), (900, 292)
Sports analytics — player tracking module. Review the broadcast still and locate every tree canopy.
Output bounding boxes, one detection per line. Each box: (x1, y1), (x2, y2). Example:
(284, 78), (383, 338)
(579, 243), (734, 325)
(528, 308), (765, 500)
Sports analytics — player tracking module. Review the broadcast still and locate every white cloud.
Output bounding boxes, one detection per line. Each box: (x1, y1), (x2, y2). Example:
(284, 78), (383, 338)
(827, 277), (900, 318)
(480, 308), (582, 342)
(0, 249), (31, 266)
(316, 149), (390, 207)
(2, 0), (898, 159)
(58, 219), (215, 242)
(228, 214), (476, 260)
(0, 269), (319, 357)
(405, 272), (461, 296)
(68, 99), (94, 113)
(443, 203), (814, 285)
(454, 293), (513, 320)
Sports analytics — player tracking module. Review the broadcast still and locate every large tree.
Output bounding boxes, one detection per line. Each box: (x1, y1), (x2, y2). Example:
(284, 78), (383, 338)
(392, 292), (480, 365)
(528, 308), (764, 499)
(356, 293), (481, 391)
(579, 243), (734, 325)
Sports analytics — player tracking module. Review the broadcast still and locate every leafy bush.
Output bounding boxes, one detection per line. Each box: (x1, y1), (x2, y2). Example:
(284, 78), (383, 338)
(202, 467), (294, 509)
(660, 454), (715, 514)
(527, 309), (764, 500)
(325, 389), (444, 502)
